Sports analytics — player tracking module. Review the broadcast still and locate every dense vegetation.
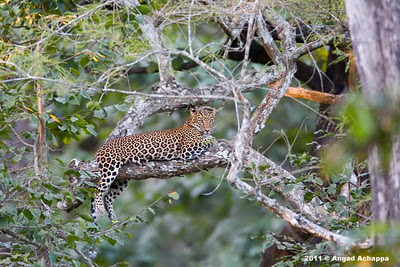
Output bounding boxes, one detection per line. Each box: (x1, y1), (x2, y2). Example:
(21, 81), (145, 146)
(1, 0), (399, 266)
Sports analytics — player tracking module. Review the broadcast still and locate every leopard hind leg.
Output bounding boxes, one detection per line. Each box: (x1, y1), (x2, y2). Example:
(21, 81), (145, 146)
(89, 160), (122, 259)
(92, 172), (116, 217)
(89, 172), (116, 259)
(104, 180), (129, 222)
(102, 156), (142, 222)
(88, 198), (98, 259)
(92, 158), (123, 218)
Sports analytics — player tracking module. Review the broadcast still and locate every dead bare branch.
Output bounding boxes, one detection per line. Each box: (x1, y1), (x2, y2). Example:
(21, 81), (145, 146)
(285, 86), (343, 104)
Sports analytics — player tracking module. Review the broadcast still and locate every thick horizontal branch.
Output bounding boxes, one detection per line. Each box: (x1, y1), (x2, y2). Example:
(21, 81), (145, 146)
(62, 141), (231, 212)
(68, 140), (231, 182)
(66, 140), (327, 224)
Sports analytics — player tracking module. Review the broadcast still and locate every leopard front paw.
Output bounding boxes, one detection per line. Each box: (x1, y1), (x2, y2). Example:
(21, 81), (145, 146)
(204, 136), (216, 146)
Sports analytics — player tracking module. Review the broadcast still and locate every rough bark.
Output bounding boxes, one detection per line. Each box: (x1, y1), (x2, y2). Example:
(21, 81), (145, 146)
(345, 0), (400, 225)
(345, 0), (400, 103)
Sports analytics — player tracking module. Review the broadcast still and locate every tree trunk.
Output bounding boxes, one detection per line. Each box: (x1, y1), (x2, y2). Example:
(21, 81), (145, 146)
(345, 0), (400, 225)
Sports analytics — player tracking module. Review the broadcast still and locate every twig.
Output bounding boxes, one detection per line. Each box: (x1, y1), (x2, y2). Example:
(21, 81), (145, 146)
(239, 0), (260, 81)
(96, 192), (169, 236)
(9, 125), (35, 148)
(35, 44), (47, 177)
(73, 247), (95, 267)
(0, 229), (40, 248)
(256, 12), (281, 65)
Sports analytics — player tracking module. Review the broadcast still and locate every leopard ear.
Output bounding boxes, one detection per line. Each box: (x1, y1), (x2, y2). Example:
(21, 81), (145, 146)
(189, 106), (196, 115)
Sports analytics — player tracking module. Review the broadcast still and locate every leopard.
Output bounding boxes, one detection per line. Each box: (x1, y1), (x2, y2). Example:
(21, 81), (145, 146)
(91, 106), (217, 225)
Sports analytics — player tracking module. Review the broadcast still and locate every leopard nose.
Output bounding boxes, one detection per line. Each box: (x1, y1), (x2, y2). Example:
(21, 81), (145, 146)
(204, 129), (212, 135)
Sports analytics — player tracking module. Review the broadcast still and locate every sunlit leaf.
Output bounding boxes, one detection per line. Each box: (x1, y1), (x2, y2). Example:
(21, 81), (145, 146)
(168, 192), (179, 200)
(49, 114), (60, 123)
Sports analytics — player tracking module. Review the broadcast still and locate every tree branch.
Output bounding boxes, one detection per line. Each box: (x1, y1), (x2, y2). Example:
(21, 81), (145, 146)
(137, 15), (174, 85)
(285, 86), (343, 104)
(65, 139), (371, 248)
(250, 6), (297, 135)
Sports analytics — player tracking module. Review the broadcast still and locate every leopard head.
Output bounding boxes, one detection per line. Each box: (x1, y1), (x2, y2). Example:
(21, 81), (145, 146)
(185, 106), (216, 136)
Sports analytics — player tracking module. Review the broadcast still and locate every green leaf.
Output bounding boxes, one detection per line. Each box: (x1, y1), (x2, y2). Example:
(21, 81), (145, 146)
(106, 236), (117, 246)
(258, 165), (269, 172)
(56, 0), (66, 14)
(70, 68), (80, 77)
(2, 203), (18, 216)
(137, 5), (152, 15)
(304, 192), (314, 203)
(168, 191), (179, 200)
(327, 184), (336, 195)
(80, 91), (91, 100)
(63, 136), (71, 144)
(12, 154), (22, 163)
(43, 182), (55, 191)
(335, 204), (343, 213)
(135, 215), (146, 223)
(282, 184), (294, 194)
(58, 125), (67, 131)
(124, 232), (133, 239)
(64, 169), (80, 176)
(71, 124), (79, 133)
(85, 124), (97, 137)
(70, 116), (78, 122)
(114, 104), (129, 112)
(337, 195), (346, 204)
(251, 162), (256, 169)
(69, 95), (80, 106)
(0, 217), (8, 227)
(2, 94), (16, 109)
(344, 216), (360, 223)
(146, 61), (158, 73)
(80, 56), (90, 67)
(268, 190), (275, 197)
(42, 193), (53, 205)
(86, 101), (99, 110)
(80, 213), (94, 222)
(104, 105), (117, 115)
(171, 57), (182, 70)
(315, 177), (323, 186)
(94, 109), (106, 119)
(55, 96), (67, 104)
(66, 235), (79, 249)
(23, 209), (34, 220)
